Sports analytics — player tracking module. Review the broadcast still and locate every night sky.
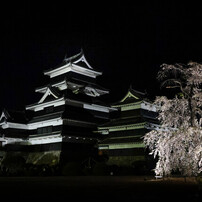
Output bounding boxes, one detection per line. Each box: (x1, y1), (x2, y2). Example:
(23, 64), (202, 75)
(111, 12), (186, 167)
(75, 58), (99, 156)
(1, 1), (202, 110)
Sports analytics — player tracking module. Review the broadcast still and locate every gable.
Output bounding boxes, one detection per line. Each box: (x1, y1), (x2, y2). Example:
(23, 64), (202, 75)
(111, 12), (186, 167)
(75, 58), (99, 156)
(120, 91), (139, 103)
(44, 50), (102, 78)
(112, 88), (146, 108)
(0, 109), (10, 123)
(38, 87), (59, 104)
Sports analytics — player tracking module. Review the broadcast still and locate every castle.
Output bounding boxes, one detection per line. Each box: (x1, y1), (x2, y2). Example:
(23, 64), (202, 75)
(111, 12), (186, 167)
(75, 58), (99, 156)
(0, 50), (159, 175)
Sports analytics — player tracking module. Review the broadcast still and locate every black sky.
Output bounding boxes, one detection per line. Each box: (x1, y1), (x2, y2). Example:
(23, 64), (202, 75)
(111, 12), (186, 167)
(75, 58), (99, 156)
(1, 1), (202, 110)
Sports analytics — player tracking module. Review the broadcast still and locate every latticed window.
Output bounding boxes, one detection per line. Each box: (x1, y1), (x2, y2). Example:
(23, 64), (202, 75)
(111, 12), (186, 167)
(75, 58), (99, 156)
(45, 106), (54, 113)
(37, 126), (52, 134)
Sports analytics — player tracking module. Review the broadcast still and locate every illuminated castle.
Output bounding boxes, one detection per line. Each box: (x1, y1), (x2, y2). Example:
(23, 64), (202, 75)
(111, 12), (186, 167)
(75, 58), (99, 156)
(0, 49), (116, 164)
(0, 50), (158, 174)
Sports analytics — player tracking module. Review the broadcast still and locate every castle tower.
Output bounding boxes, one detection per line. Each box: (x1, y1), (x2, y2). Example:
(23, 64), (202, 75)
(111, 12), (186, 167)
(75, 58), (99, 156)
(97, 87), (159, 173)
(0, 50), (116, 164)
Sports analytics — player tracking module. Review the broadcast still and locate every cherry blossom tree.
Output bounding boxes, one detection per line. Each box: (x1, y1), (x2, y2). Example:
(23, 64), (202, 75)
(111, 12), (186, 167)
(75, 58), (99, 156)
(144, 61), (202, 176)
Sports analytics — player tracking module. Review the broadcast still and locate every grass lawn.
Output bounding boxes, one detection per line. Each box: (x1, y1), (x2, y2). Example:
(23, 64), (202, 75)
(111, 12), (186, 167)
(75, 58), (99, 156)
(0, 176), (201, 201)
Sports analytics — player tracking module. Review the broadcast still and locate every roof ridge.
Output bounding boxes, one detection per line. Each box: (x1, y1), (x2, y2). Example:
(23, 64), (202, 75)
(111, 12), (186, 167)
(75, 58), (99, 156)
(129, 85), (146, 96)
(63, 49), (83, 63)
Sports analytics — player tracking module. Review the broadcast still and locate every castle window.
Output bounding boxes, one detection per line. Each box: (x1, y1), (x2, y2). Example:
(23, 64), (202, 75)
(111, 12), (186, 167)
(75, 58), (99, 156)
(45, 106), (54, 113)
(37, 126), (53, 134)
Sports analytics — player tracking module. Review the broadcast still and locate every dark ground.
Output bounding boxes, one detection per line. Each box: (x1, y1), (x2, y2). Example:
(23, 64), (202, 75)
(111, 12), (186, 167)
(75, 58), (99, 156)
(0, 176), (201, 201)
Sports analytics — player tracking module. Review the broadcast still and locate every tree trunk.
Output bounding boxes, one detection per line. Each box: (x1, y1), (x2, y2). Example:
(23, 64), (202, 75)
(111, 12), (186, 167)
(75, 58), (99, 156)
(188, 85), (195, 127)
